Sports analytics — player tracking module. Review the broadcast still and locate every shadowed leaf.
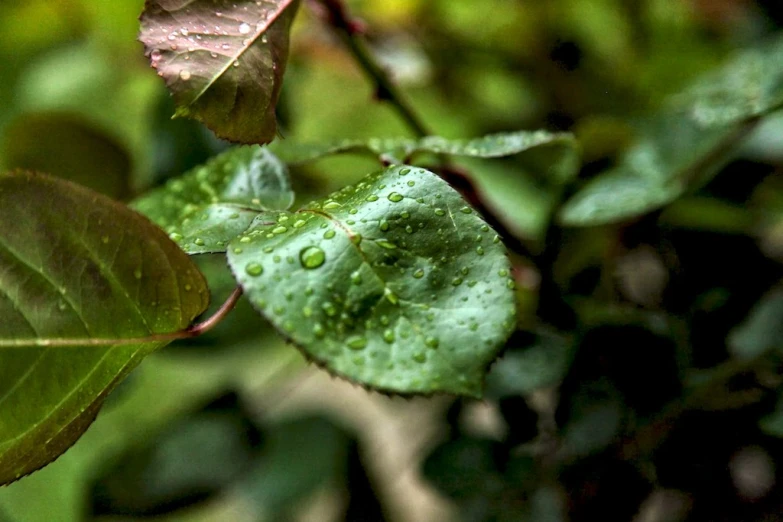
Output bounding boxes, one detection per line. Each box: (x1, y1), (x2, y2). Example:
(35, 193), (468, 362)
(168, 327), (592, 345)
(132, 146), (294, 254)
(227, 166), (517, 396)
(0, 172), (208, 485)
(139, 0), (299, 144)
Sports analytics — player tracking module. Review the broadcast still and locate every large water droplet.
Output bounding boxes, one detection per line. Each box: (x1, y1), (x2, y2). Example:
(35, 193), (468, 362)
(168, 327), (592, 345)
(383, 329), (395, 343)
(413, 268), (425, 279)
(323, 230), (336, 239)
(245, 262), (263, 276)
(346, 336), (367, 350)
(387, 192), (404, 203)
(376, 239), (397, 250)
(300, 246), (326, 269)
(238, 22), (251, 34)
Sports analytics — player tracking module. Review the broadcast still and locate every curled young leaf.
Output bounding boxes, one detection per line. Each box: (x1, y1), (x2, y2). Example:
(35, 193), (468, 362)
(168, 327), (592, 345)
(227, 166), (517, 397)
(0, 172), (209, 485)
(139, 0), (299, 144)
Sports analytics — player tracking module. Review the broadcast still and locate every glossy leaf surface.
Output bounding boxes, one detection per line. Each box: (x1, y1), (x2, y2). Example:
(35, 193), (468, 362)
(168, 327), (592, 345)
(139, 0), (299, 144)
(0, 172), (208, 485)
(228, 166), (517, 396)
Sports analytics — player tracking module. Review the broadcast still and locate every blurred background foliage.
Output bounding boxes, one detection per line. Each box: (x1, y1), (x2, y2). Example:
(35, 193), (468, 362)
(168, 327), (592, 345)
(1, 0), (783, 521)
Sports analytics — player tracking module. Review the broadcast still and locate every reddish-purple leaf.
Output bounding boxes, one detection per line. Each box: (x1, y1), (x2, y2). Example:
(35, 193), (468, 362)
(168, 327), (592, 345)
(139, 0), (299, 144)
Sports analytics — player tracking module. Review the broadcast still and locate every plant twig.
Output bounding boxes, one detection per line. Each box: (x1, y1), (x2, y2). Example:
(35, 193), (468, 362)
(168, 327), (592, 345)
(0, 286), (244, 348)
(310, 0), (430, 138)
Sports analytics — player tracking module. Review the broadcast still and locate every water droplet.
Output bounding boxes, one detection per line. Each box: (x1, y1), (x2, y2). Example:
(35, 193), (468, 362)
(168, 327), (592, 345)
(452, 277), (463, 286)
(245, 262), (263, 276)
(133, 268), (142, 280)
(320, 230), (335, 240)
(387, 192), (404, 203)
(476, 246), (485, 255)
(379, 220), (390, 232)
(179, 69), (191, 81)
(399, 168), (411, 175)
(366, 194), (379, 202)
(413, 352), (427, 363)
(194, 238), (205, 246)
(425, 336), (439, 349)
(507, 279), (516, 289)
(300, 246), (326, 269)
(460, 207), (472, 214)
(384, 288), (399, 305)
(323, 201), (341, 210)
(313, 323), (326, 338)
(272, 226), (287, 234)
(413, 268), (425, 279)
(405, 225), (414, 234)
(350, 271), (362, 285)
(498, 269), (509, 277)
(238, 22), (251, 34)
(434, 208), (446, 216)
(351, 234), (363, 245)
(293, 219), (306, 228)
(347, 336), (367, 350)
(383, 329), (395, 343)
(322, 302), (337, 316)
(169, 233), (183, 242)
(407, 180), (415, 187)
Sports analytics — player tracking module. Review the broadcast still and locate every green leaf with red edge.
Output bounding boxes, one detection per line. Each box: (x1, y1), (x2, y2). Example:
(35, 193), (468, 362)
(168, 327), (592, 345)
(0, 172), (209, 486)
(139, 0), (299, 144)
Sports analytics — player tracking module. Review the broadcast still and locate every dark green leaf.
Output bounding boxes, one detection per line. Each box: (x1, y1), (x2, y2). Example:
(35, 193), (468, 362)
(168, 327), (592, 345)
(132, 146), (294, 254)
(728, 288), (783, 360)
(227, 166), (517, 396)
(0, 172), (209, 485)
(89, 392), (261, 517)
(240, 416), (351, 517)
(485, 332), (571, 399)
(139, 0), (299, 144)
(1, 112), (132, 199)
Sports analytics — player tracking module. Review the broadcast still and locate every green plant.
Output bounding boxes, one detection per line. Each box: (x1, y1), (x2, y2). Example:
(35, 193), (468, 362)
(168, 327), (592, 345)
(2, 1), (783, 521)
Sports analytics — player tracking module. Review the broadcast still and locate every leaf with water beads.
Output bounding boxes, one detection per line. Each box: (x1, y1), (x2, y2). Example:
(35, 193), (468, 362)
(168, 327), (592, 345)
(132, 146), (294, 254)
(227, 166), (517, 397)
(271, 130), (580, 183)
(139, 0), (299, 144)
(0, 172), (209, 485)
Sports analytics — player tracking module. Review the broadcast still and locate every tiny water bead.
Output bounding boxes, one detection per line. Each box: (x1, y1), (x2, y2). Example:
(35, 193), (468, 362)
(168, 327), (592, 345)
(300, 246), (326, 269)
(245, 262), (263, 276)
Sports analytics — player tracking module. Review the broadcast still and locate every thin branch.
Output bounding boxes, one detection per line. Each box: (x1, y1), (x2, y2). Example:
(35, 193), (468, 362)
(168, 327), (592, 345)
(0, 286), (244, 349)
(310, 0), (431, 138)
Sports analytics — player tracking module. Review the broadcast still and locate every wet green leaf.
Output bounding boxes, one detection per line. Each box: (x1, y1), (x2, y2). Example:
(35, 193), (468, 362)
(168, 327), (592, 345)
(139, 0), (299, 144)
(0, 172), (209, 485)
(679, 35), (783, 128)
(132, 146), (294, 254)
(272, 130), (580, 183)
(558, 36), (783, 227)
(227, 166), (517, 396)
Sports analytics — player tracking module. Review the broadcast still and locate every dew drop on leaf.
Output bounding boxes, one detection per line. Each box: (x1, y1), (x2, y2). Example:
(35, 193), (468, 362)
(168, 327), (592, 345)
(300, 246), (326, 269)
(245, 262), (264, 277)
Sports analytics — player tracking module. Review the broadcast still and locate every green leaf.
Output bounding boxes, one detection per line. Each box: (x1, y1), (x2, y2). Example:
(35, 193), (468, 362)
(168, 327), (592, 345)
(132, 146), (294, 255)
(558, 36), (783, 227)
(0, 172), (208, 485)
(1, 112), (132, 200)
(559, 109), (742, 226)
(272, 130), (580, 183)
(679, 35), (783, 128)
(485, 332), (571, 399)
(728, 288), (783, 360)
(139, 0), (299, 144)
(227, 166), (517, 396)
(89, 392), (261, 517)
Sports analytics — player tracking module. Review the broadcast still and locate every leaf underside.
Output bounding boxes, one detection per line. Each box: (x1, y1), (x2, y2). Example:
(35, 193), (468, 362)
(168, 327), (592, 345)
(139, 0), (299, 144)
(227, 166), (517, 397)
(0, 172), (208, 485)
